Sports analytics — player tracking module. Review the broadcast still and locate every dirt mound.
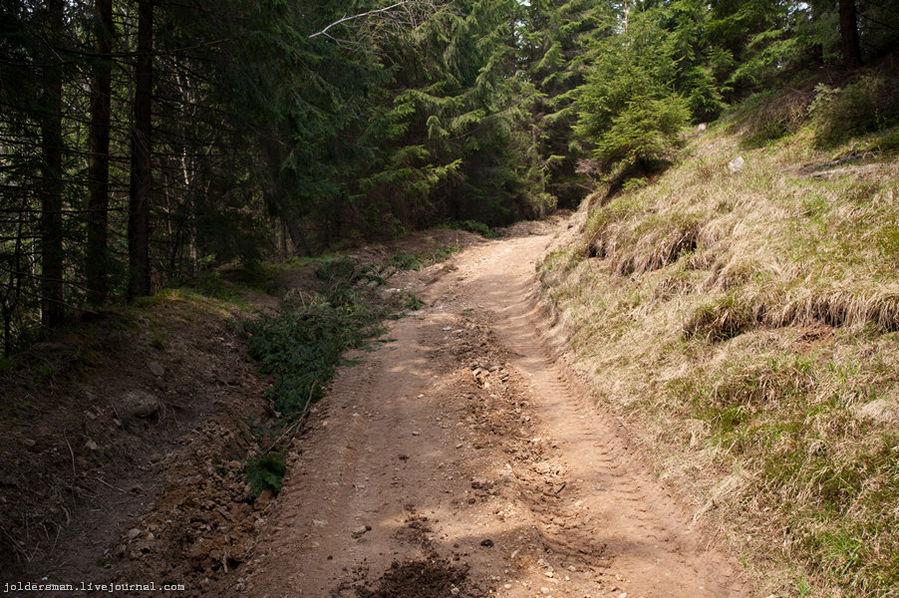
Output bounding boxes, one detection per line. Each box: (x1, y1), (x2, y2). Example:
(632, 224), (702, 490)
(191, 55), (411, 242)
(353, 557), (471, 598)
(111, 403), (270, 594)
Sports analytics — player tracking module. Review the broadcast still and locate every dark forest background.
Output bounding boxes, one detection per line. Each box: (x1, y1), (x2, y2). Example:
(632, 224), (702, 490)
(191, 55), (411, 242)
(1, 0), (897, 353)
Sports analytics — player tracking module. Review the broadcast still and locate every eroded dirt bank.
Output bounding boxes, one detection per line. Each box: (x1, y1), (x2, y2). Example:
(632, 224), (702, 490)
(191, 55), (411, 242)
(233, 223), (753, 598)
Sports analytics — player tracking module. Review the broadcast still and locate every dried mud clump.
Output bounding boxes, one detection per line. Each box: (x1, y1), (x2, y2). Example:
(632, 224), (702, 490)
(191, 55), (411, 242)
(354, 557), (471, 598)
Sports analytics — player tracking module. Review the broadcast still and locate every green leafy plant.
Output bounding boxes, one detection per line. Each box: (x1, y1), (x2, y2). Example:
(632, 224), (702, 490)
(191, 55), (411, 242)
(810, 75), (899, 147)
(244, 452), (286, 497)
(404, 294), (426, 310)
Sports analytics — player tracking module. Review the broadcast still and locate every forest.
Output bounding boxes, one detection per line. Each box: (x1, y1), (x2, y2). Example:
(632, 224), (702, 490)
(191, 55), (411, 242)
(1, 0), (897, 355)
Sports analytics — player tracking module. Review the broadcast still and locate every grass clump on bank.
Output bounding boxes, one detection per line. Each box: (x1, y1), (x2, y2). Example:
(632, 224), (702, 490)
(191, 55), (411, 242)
(539, 122), (899, 595)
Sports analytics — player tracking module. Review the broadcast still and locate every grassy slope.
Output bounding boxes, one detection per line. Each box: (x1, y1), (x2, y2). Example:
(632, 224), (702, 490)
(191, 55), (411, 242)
(539, 125), (899, 597)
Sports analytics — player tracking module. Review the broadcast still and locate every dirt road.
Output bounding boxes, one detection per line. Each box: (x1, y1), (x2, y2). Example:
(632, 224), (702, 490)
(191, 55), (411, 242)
(234, 224), (751, 597)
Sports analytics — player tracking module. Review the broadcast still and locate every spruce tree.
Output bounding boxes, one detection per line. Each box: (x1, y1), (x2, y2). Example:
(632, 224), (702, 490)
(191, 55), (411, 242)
(574, 5), (690, 177)
(520, 0), (614, 206)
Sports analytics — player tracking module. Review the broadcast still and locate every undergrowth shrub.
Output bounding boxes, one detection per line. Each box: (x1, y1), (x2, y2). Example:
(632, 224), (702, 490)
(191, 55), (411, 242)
(172, 271), (250, 307)
(729, 87), (815, 146)
(244, 258), (393, 420)
(383, 245), (461, 272)
(810, 74), (899, 147)
(440, 220), (496, 237)
(244, 247), (457, 422)
(240, 250), (456, 506)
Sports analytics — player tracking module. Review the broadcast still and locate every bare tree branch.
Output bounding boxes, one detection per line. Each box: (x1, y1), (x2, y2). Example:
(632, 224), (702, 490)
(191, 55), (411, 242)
(309, 2), (413, 39)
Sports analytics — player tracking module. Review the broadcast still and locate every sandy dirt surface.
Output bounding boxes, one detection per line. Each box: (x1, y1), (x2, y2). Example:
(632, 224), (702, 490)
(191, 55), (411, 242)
(234, 223), (753, 598)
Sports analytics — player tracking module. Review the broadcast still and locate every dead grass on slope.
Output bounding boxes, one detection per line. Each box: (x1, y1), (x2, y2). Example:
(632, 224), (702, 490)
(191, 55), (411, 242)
(539, 126), (899, 597)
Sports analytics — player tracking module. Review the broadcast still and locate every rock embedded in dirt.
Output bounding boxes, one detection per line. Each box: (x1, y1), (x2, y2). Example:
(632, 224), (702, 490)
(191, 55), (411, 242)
(121, 389), (161, 418)
(147, 360), (165, 377)
(352, 525), (371, 539)
(726, 156), (745, 174)
(480, 538), (494, 547)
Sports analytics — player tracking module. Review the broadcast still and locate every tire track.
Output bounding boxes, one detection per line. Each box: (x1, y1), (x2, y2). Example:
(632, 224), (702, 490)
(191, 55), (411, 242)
(442, 231), (751, 598)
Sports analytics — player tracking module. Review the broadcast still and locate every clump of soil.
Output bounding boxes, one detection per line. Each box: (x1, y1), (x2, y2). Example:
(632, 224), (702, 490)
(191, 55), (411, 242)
(392, 512), (434, 548)
(110, 404), (272, 593)
(355, 557), (471, 598)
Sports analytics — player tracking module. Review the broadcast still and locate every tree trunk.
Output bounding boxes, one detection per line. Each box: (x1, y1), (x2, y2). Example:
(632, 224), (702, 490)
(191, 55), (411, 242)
(86, 0), (114, 304)
(839, 0), (862, 68)
(284, 217), (311, 256)
(40, 0), (65, 326)
(129, 0), (153, 298)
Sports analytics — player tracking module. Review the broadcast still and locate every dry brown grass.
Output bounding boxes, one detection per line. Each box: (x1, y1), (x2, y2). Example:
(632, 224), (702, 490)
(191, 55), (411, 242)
(539, 124), (899, 597)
